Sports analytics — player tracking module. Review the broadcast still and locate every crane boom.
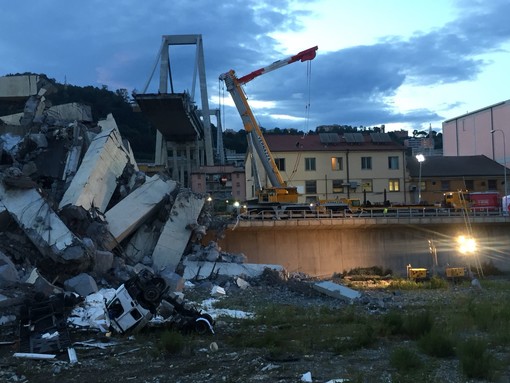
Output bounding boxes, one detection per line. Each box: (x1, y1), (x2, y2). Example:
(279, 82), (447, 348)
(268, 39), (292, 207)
(237, 46), (318, 85)
(219, 46), (318, 204)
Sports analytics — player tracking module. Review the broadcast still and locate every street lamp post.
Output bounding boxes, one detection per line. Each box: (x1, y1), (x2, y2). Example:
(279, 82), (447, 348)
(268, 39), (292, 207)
(491, 129), (507, 199)
(416, 154), (425, 204)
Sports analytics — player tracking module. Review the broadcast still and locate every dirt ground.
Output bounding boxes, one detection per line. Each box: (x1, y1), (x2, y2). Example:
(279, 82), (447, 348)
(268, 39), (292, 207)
(1, 275), (509, 383)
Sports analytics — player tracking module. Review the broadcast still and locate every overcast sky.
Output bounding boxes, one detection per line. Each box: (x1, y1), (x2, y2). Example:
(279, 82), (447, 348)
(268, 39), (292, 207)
(1, 0), (509, 134)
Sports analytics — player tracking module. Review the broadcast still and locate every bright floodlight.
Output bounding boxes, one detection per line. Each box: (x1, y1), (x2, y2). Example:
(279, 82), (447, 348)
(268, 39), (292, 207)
(416, 154), (425, 163)
(233, 201), (240, 208)
(457, 235), (477, 254)
(206, 196), (213, 202)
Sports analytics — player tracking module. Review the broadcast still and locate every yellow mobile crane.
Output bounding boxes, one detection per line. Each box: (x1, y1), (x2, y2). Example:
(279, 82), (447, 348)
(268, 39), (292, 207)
(219, 46), (318, 207)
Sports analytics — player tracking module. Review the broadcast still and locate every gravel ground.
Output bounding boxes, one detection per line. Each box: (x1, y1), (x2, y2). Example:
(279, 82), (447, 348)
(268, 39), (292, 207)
(1, 274), (509, 383)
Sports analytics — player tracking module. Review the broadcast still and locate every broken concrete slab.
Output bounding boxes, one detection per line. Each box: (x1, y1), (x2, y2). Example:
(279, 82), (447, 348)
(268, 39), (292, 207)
(45, 103), (93, 123)
(20, 95), (46, 126)
(64, 273), (98, 297)
(235, 277), (250, 290)
(122, 223), (161, 263)
(61, 122), (87, 184)
(182, 260), (284, 280)
(152, 191), (205, 273)
(0, 75), (40, 99)
(211, 285), (226, 297)
(313, 281), (362, 302)
(93, 250), (114, 276)
(0, 181), (90, 264)
(24, 268), (64, 297)
(0, 112), (24, 125)
(104, 174), (178, 250)
(58, 114), (132, 213)
(0, 251), (19, 287)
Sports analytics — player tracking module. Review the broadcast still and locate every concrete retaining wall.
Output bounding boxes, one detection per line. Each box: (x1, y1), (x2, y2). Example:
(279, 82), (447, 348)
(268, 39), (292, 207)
(209, 222), (510, 277)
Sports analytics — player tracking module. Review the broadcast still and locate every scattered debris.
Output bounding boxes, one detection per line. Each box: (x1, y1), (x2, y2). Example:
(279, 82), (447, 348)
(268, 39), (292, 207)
(13, 352), (56, 360)
(0, 74), (229, 358)
(313, 280), (362, 302)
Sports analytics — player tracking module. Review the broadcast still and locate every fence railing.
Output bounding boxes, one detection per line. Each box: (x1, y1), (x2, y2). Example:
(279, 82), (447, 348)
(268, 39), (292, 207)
(240, 207), (508, 221)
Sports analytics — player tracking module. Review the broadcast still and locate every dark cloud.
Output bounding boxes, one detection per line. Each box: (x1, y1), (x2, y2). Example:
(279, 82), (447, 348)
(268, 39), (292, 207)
(1, 0), (509, 132)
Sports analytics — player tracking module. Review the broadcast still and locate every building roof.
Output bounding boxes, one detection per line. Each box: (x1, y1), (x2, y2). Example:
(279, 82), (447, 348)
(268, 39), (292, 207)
(443, 99), (510, 123)
(264, 133), (404, 152)
(406, 155), (507, 177)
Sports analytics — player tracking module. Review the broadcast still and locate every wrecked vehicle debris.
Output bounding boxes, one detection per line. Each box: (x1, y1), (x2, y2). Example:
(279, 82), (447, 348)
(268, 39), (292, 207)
(161, 293), (215, 335)
(106, 269), (215, 335)
(18, 293), (80, 355)
(106, 269), (168, 334)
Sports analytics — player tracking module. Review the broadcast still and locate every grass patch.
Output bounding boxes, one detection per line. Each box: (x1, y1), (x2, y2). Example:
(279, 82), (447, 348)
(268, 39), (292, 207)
(388, 276), (448, 290)
(417, 327), (455, 358)
(332, 323), (376, 353)
(457, 337), (498, 380)
(342, 266), (392, 277)
(390, 346), (422, 371)
(381, 310), (404, 336)
(226, 303), (378, 355)
(216, 278), (510, 380)
(159, 329), (186, 354)
(403, 311), (433, 339)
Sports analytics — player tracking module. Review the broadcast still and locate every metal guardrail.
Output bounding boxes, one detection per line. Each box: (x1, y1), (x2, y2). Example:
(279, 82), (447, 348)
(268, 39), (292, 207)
(240, 207), (508, 221)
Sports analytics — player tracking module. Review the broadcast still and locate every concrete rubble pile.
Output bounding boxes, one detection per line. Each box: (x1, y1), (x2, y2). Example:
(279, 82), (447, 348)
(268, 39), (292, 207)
(0, 75), (228, 345)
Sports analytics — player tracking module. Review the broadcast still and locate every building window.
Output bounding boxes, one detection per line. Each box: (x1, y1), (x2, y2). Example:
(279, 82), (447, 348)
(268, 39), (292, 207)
(441, 180), (450, 190)
(488, 179), (497, 190)
(332, 179), (344, 193)
(305, 180), (317, 193)
(361, 179), (372, 192)
(331, 157), (343, 171)
(388, 156), (399, 170)
(420, 181), (426, 191)
(388, 179), (400, 192)
(236, 182), (240, 187)
(361, 157), (372, 170)
(465, 180), (474, 190)
(275, 158), (286, 172)
(305, 157), (316, 171)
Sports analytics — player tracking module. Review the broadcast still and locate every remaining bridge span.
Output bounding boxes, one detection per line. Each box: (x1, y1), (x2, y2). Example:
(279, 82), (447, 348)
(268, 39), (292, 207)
(134, 92), (203, 142)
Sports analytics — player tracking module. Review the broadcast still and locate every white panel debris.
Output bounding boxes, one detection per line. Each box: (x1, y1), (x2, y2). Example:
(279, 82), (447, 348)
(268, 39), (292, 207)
(58, 114), (131, 213)
(152, 191), (205, 272)
(0, 182), (85, 261)
(104, 175), (178, 250)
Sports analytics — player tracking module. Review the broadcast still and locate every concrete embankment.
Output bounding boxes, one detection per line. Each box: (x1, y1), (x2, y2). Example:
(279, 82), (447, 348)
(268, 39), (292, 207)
(206, 217), (510, 277)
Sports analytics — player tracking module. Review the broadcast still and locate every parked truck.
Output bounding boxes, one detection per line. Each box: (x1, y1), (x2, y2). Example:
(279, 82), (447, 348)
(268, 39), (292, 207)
(468, 191), (501, 211)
